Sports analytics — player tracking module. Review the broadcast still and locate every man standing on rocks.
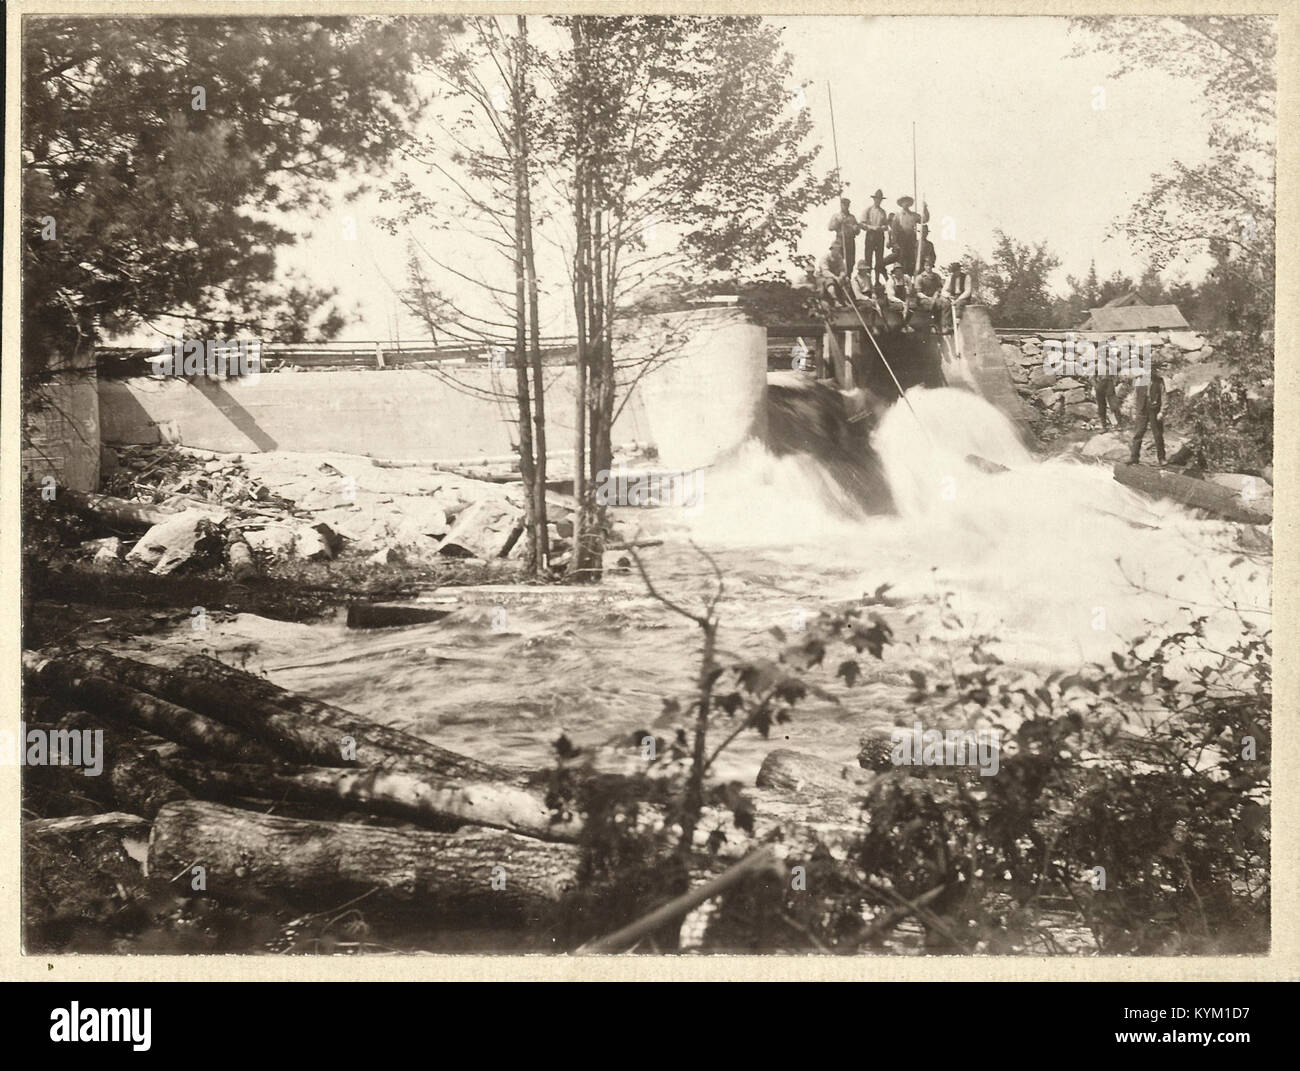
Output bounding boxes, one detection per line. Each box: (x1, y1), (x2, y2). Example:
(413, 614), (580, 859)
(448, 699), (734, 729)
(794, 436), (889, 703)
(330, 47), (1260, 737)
(1129, 360), (1166, 465)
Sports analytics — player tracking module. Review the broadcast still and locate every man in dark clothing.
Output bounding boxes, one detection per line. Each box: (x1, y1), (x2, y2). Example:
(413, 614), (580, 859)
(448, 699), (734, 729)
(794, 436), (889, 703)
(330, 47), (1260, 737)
(1129, 362), (1166, 464)
(828, 197), (860, 273)
(1096, 370), (1123, 430)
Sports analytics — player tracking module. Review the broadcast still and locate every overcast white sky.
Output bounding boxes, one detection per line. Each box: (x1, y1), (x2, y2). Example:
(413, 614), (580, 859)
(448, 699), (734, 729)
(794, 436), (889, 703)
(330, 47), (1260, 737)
(276, 15), (1218, 343)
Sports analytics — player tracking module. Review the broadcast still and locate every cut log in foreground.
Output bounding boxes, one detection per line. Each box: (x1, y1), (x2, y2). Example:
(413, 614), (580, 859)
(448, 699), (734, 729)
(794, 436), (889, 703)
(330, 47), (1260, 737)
(346, 601), (455, 629)
(24, 652), (277, 765)
(159, 754), (581, 842)
(1113, 463), (1273, 524)
(148, 800), (580, 920)
(27, 648), (348, 767)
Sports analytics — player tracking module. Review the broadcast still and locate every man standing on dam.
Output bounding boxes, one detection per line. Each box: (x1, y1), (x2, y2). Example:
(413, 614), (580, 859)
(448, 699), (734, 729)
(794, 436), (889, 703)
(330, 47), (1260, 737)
(858, 189), (889, 282)
(828, 197), (860, 273)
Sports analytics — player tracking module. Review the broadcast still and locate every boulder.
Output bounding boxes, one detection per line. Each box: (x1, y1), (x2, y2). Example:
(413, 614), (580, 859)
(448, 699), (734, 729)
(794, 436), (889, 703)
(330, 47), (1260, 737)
(85, 536), (122, 567)
(437, 499), (526, 559)
(1065, 401), (1096, 421)
(1061, 387), (1088, 406)
(1080, 432), (1130, 463)
(1168, 331), (1205, 352)
(1055, 377), (1085, 391)
(245, 525), (296, 560)
(125, 509), (225, 576)
(1034, 388), (1060, 408)
(295, 522), (342, 561)
(1029, 372), (1059, 390)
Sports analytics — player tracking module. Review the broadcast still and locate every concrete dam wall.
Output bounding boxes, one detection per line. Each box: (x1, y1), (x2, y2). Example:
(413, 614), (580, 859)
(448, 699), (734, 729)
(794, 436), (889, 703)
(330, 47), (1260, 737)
(99, 308), (767, 469)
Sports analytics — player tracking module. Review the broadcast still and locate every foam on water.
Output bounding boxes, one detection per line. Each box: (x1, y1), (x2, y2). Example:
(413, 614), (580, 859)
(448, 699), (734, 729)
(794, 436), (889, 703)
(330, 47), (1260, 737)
(687, 386), (1269, 665)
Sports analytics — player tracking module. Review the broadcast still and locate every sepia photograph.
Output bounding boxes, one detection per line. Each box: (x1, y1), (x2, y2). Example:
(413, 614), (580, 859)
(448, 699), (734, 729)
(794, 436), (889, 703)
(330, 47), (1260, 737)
(7, 2), (1280, 976)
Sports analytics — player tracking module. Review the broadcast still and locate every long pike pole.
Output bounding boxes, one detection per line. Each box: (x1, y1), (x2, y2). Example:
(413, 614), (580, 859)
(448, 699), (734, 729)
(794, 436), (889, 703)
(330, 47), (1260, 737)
(826, 85), (926, 431)
(828, 86), (848, 270)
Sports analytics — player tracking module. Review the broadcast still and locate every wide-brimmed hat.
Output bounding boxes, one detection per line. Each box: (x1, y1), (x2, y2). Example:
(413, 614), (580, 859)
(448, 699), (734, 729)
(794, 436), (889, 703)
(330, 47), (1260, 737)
(889, 263), (905, 274)
(897, 195), (914, 207)
(871, 188), (884, 199)
(948, 261), (962, 272)
(855, 259), (871, 272)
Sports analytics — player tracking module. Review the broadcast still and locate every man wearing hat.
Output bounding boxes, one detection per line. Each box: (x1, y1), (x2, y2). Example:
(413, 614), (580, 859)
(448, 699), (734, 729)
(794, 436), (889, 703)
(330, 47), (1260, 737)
(1128, 358), (1166, 465)
(945, 260), (973, 323)
(827, 197), (860, 275)
(880, 262), (913, 330)
(817, 242), (851, 306)
(887, 195), (928, 276)
(858, 189), (889, 283)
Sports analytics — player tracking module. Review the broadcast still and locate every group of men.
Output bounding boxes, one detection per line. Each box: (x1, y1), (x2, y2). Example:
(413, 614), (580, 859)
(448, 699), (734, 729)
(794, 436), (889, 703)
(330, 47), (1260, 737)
(817, 190), (972, 335)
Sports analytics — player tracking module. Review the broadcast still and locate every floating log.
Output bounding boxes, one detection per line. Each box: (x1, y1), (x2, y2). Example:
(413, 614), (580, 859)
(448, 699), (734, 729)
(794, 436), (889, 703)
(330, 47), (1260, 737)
(346, 601), (455, 630)
(23, 652), (277, 765)
(147, 800), (580, 921)
(159, 755), (581, 842)
(1113, 462), (1273, 524)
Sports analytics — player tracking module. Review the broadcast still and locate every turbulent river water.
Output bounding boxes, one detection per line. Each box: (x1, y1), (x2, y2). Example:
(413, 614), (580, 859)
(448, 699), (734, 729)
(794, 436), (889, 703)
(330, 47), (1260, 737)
(135, 387), (1271, 785)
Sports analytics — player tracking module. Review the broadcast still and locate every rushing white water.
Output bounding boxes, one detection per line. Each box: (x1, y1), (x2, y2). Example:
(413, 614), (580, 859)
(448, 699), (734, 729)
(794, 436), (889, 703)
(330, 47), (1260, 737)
(135, 384), (1269, 780)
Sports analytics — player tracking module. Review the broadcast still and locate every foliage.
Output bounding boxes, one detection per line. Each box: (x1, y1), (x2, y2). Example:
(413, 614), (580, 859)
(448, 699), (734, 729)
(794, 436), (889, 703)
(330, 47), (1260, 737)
(22, 16), (447, 383)
(980, 230), (1061, 327)
(1069, 17), (1275, 330)
(553, 563), (1270, 954)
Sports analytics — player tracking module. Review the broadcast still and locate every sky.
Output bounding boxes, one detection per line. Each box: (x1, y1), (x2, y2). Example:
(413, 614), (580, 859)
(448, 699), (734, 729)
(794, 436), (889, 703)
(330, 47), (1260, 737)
(273, 15), (1217, 344)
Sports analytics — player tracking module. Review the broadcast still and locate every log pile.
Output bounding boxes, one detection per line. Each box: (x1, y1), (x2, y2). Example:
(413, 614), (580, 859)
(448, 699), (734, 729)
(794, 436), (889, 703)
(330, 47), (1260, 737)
(22, 645), (868, 937)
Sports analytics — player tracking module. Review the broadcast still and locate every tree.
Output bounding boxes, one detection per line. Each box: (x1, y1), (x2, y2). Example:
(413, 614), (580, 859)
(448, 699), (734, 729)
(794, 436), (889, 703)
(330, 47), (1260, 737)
(981, 230), (1061, 328)
(1070, 17), (1275, 328)
(382, 17), (553, 577)
(22, 16), (448, 388)
(553, 16), (835, 579)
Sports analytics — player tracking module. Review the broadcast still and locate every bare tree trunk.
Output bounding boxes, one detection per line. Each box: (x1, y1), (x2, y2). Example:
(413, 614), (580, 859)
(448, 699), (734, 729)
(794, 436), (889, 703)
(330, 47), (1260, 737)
(518, 16), (548, 576)
(510, 37), (538, 578)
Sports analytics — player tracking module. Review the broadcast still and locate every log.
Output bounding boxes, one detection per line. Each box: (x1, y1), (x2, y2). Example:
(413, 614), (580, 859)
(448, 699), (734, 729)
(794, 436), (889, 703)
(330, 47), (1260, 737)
(23, 652), (277, 764)
(25, 812), (150, 839)
(147, 800), (580, 921)
(159, 755), (581, 841)
(345, 601), (455, 630)
(29, 648), (354, 767)
(1113, 463), (1273, 524)
(755, 748), (877, 797)
(61, 491), (175, 530)
(226, 531), (259, 581)
(177, 653), (517, 780)
(111, 747), (192, 819)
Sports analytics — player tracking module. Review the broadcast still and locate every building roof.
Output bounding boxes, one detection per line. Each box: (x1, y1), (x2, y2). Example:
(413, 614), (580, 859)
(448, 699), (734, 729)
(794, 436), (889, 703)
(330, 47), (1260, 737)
(1101, 290), (1145, 309)
(1081, 304), (1190, 332)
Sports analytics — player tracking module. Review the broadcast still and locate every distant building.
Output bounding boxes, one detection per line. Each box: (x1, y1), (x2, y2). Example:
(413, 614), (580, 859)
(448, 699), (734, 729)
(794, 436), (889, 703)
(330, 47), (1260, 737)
(1080, 294), (1190, 333)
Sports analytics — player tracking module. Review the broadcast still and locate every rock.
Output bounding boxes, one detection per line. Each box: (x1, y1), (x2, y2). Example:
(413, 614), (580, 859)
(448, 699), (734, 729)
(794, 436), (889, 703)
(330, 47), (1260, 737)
(1055, 377), (1085, 391)
(1029, 372), (1059, 390)
(1169, 330), (1204, 352)
(437, 499), (526, 559)
(1080, 433), (1130, 462)
(367, 546), (406, 566)
(245, 525), (296, 560)
(1034, 387), (1060, 408)
(1065, 401), (1096, 421)
(1262, 465), (1273, 486)
(1001, 345), (1022, 363)
(1237, 524), (1272, 554)
(203, 460), (224, 473)
(85, 536), (122, 566)
(1061, 387), (1088, 406)
(1020, 337), (1042, 351)
(295, 522), (342, 561)
(125, 509), (225, 576)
